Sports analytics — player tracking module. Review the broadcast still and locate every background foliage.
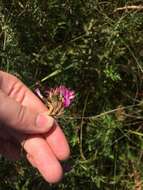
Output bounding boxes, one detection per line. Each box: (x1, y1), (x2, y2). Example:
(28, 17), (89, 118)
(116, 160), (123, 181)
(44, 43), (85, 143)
(0, 0), (143, 189)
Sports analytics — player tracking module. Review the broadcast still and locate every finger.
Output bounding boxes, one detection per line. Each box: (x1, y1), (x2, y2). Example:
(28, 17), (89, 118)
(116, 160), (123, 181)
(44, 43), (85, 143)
(0, 90), (54, 134)
(26, 153), (37, 168)
(0, 71), (47, 112)
(23, 135), (63, 183)
(0, 139), (20, 161)
(45, 123), (70, 161)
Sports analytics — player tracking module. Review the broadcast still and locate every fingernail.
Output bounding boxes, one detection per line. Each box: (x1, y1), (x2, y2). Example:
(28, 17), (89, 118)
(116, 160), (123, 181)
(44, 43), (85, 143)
(36, 112), (54, 129)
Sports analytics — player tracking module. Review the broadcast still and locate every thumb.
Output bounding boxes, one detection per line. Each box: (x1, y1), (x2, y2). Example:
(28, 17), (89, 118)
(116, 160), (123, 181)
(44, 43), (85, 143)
(0, 90), (54, 134)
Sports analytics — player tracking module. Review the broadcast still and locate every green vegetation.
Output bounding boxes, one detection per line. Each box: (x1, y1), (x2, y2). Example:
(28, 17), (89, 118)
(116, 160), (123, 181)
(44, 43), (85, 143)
(0, 0), (143, 189)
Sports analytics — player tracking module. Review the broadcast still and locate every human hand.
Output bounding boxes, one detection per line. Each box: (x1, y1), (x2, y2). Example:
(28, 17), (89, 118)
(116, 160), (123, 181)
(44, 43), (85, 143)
(0, 71), (70, 183)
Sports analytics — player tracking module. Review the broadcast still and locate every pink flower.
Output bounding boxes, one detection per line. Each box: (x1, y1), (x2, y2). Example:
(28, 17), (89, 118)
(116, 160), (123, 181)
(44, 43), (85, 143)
(35, 85), (75, 116)
(55, 85), (75, 108)
(35, 88), (44, 100)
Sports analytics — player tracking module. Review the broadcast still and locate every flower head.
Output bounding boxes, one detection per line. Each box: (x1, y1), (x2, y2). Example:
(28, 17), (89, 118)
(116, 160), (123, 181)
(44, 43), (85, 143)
(54, 85), (75, 108)
(35, 85), (75, 116)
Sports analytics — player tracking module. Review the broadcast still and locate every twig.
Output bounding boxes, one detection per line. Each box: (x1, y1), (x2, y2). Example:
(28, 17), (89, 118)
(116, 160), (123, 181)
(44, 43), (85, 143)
(114, 5), (143, 12)
(120, 38), (143, 73)
(56, 102), (142, 120)
(30, 63), (75, 89)
(79, 93), (89, 160)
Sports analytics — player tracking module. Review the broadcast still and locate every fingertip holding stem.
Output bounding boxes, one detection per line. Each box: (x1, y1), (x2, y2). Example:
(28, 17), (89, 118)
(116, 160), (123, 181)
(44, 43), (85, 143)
(36, 112), (55, 132)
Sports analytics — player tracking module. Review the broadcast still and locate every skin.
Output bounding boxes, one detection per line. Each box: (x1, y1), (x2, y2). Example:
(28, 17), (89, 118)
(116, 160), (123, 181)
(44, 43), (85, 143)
(0, 71), (70, 183)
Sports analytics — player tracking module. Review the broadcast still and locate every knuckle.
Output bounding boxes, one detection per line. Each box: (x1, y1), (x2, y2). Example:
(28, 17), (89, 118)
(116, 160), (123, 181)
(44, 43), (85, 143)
(15, 105), (26, 128)
(8, 80), (26, 103)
